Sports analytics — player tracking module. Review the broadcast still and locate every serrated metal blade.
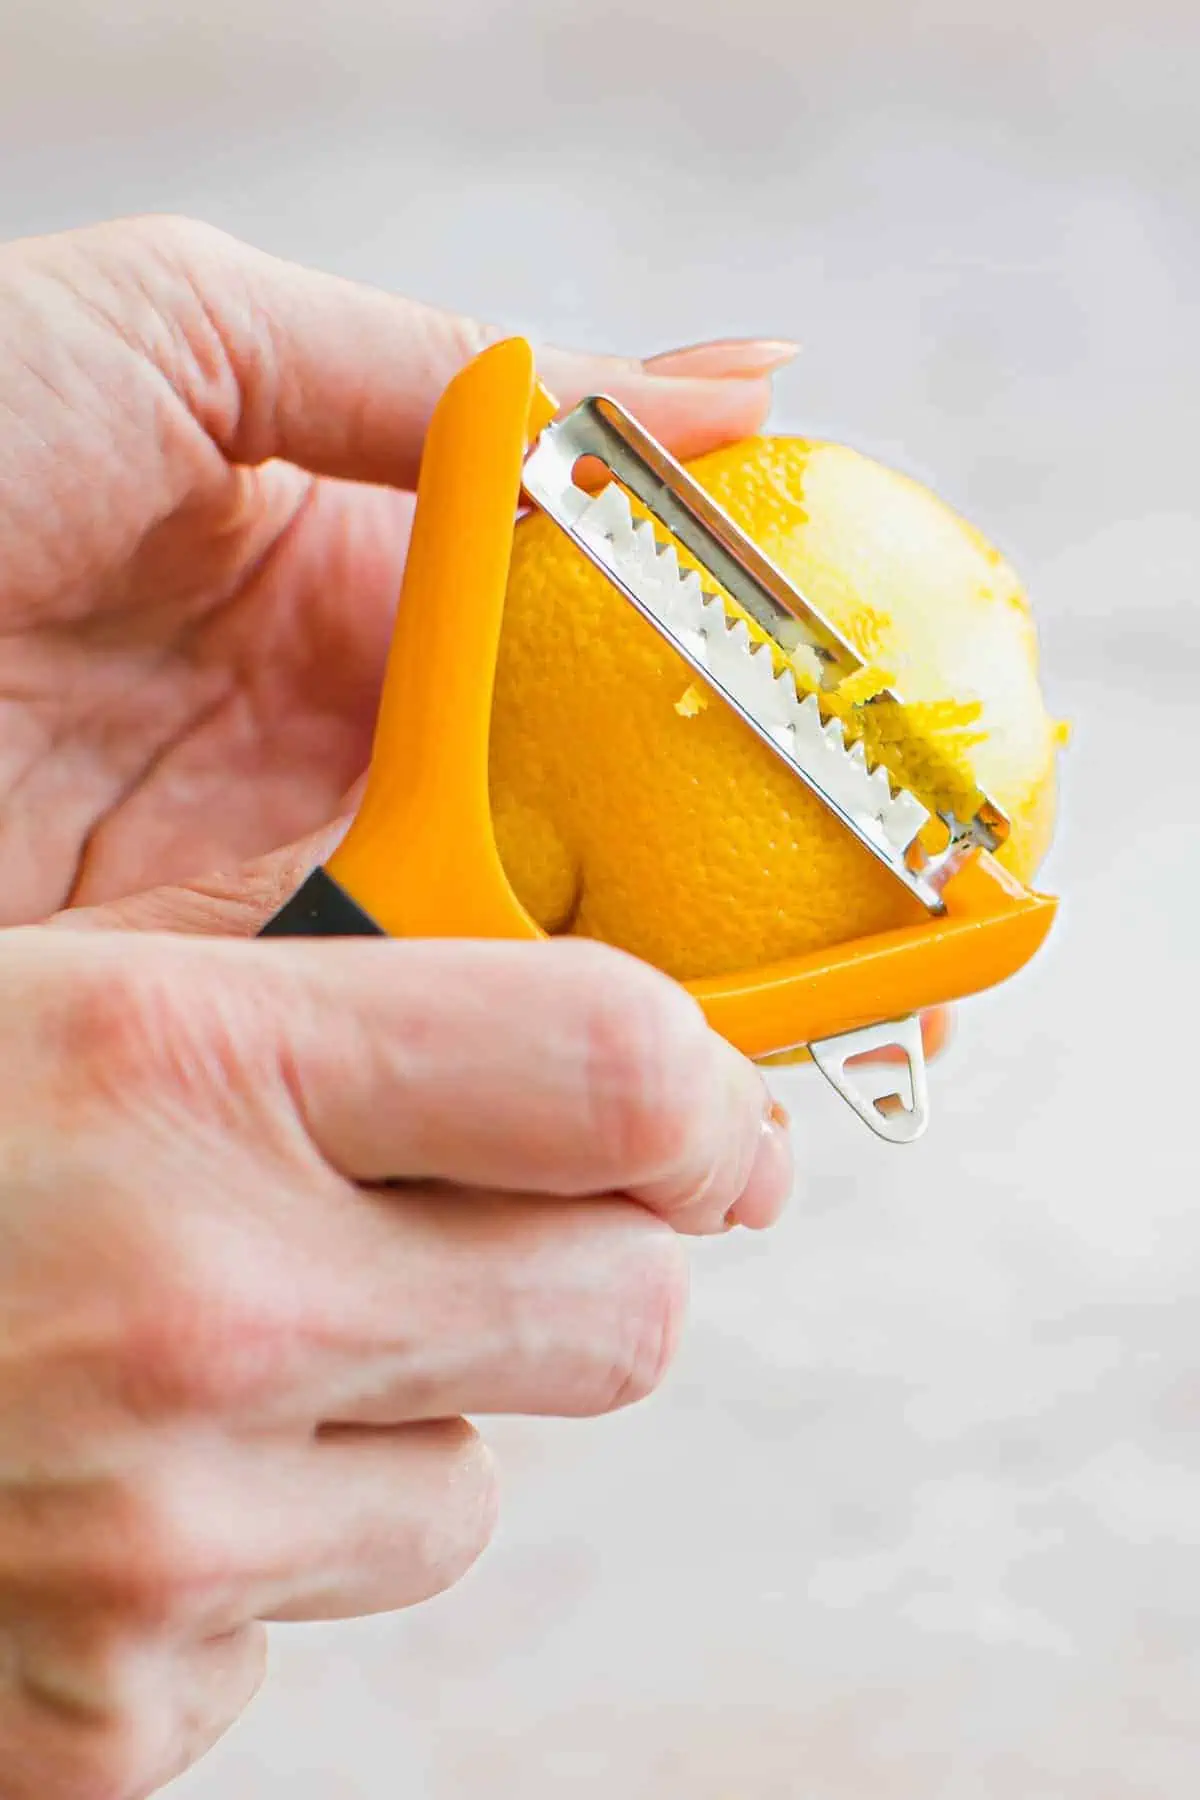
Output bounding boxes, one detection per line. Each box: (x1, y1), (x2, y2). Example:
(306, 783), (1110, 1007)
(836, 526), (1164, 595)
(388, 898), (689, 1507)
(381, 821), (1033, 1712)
(572, 481), (932, 871)
(521, 395), (1010, 910)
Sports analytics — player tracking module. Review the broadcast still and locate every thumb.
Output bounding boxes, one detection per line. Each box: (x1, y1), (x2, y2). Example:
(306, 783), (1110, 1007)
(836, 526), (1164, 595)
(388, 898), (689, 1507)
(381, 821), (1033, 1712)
(46, 814), (351, 938)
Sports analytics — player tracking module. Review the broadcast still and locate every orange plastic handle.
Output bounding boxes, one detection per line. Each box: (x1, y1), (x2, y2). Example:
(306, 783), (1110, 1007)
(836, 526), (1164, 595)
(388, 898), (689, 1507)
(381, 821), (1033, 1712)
(328, 337), (1057, 1057)
(693, 855), (1055, 1060)
(328, 338), (554, 940)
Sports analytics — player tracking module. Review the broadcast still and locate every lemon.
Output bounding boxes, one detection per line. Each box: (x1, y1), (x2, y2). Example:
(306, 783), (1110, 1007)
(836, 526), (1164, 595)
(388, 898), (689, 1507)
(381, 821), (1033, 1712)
(489, 436), (1061, 984)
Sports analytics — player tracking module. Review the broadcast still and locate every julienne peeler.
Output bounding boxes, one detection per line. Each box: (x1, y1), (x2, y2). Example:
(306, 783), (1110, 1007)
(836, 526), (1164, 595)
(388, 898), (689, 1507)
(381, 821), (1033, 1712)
(260, 337), (1056, 1143)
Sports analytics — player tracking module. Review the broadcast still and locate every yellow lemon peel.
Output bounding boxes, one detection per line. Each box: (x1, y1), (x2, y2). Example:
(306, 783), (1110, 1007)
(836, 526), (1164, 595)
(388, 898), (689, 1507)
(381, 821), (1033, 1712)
(675, 684), (709, 719)
(488, 436), (1060, 983)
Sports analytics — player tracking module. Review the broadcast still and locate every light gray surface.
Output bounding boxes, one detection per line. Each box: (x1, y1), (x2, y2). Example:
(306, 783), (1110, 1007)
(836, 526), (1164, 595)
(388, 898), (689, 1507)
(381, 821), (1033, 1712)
(4, 2), (1199, 1793)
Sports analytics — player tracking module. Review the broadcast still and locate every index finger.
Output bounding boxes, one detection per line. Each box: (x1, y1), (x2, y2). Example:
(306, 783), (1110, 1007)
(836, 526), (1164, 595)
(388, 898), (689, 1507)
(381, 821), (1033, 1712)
(85, 218), (787, 486)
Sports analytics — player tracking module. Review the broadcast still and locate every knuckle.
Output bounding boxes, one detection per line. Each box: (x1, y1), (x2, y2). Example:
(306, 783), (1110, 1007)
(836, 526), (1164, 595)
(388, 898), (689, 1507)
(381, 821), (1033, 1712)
(112, 1250), (292, 1423)
(107, 211), (229, 272)
(86, 1477), (231, 1628)
(1, 1464), (230, 1631)
(49, 941), (269, 1131)
(602, 1218), (689, 1412)
(575, 945), (711, 1180)
(61, 214), (227, 334)
(5, 1621), (265, 1800)
(7, 1659), (178, 1800)
(440, 312), (492, 366)
(113, 1296), (227, 1422)
(409, 1423), (499, 1601)
(95, 1497), (202, 1627)
(49, 950), (185, 1110)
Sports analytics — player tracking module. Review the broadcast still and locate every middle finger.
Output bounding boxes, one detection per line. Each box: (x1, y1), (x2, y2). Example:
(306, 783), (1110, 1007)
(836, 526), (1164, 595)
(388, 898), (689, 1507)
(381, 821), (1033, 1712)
(306, 1183), (691, 1429)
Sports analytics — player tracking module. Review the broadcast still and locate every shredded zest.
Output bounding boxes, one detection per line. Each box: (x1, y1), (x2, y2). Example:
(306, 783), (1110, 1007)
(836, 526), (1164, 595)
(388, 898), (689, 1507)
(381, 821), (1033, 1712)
(674, 683), (709, 718)
(618, 482), (990, 831)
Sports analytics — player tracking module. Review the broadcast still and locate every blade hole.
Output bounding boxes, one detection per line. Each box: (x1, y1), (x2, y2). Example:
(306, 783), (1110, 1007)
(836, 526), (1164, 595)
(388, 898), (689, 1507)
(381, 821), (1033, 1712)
(571, 454), (611, 495)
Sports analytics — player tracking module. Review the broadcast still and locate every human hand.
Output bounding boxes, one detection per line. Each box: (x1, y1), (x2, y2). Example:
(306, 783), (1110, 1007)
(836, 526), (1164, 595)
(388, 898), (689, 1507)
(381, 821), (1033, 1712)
(0, 216), (798, 1799)
(0, 923), (790, 1799)
(0, 214), (785, 931)
(0, 215), (947, 1056)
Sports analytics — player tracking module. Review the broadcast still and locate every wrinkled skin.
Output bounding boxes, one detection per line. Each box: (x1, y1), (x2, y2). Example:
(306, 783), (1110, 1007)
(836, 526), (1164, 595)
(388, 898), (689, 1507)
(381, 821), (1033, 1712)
(0, 216), (794, 1800)
(0, 217), (780, 929)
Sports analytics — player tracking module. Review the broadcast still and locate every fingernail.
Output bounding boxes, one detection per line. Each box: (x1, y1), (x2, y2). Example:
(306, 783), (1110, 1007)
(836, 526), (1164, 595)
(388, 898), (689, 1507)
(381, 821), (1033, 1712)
(645, 338), (799, 381)
(726, 1097), (793, 1231)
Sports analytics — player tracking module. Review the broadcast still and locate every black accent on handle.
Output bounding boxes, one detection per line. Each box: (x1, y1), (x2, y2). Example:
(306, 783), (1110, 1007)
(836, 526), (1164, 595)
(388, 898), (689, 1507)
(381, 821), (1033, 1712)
(258, 867), (385, 938)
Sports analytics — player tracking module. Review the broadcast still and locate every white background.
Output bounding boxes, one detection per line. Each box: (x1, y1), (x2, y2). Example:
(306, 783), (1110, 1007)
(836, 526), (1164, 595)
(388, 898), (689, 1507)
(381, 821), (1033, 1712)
(3, 2), (1198, 1794)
